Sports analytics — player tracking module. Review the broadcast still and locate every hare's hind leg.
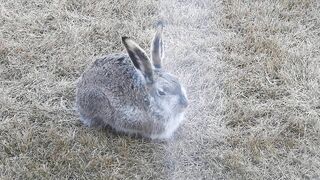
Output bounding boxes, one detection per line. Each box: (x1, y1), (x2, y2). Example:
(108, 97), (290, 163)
(79, 113), (105, 127)
(76, 88), (108, 127)
(77, 110), (94, 127)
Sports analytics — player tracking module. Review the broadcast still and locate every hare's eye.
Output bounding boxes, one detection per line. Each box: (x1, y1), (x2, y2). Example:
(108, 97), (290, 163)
(158, 90), (166, 96)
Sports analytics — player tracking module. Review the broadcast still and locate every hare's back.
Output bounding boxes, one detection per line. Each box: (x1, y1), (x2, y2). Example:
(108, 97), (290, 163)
(80, 53), (145, 94)
(92, 53), (132, 69)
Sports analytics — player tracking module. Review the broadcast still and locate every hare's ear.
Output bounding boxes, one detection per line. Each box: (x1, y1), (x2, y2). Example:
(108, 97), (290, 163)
(122, 37), (154, 84)
(151, 22), (164, 68)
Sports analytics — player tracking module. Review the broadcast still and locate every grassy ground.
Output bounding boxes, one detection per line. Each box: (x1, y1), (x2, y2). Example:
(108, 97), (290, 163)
(1, 0), (319, 179)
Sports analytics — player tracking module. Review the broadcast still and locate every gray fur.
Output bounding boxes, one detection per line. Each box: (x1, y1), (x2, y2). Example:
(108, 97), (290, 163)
(76, 26), (188, 140)
(151, 22), (164, 68)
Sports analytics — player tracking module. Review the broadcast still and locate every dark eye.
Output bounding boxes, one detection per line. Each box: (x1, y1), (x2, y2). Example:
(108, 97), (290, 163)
(158, 90), (166, 96)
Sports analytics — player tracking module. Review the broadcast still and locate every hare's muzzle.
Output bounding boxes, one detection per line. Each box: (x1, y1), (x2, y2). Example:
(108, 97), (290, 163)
(179, 96), (189, 108)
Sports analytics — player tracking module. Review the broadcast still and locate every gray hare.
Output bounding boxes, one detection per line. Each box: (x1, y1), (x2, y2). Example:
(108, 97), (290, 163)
(76, 23), (188, 139)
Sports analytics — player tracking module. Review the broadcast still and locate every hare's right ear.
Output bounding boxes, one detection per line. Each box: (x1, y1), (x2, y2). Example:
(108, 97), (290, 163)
(151, 22), (164, 68)
(122, 37), (154, 84)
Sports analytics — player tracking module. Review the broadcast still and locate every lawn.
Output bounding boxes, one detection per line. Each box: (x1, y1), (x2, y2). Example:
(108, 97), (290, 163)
(0, 0), (319, 179)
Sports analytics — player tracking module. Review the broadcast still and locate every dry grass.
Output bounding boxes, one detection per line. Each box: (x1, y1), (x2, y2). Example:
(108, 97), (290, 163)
(1, 0), (319, 179)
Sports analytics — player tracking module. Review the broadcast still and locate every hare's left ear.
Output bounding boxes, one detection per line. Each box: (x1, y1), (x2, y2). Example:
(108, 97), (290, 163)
(151, 22), (164, 68)
(122, 37), (154, 84)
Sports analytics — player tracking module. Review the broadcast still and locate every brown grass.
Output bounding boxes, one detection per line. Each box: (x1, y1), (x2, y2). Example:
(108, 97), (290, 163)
(1, 0), (319, 179)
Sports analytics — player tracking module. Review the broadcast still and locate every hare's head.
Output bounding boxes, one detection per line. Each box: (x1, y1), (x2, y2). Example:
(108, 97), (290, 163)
(122, 22), (188, 116)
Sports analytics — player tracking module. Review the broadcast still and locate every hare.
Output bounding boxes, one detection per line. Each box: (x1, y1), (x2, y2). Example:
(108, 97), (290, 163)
(76, 22), (188, 139)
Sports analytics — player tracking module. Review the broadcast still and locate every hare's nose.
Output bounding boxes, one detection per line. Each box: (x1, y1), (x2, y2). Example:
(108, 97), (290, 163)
(179, 96), (188, 108)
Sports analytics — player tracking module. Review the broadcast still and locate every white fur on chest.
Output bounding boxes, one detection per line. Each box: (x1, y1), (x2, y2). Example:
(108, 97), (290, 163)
(150, 113), (185, 139)
(119, 106), (185, 139)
